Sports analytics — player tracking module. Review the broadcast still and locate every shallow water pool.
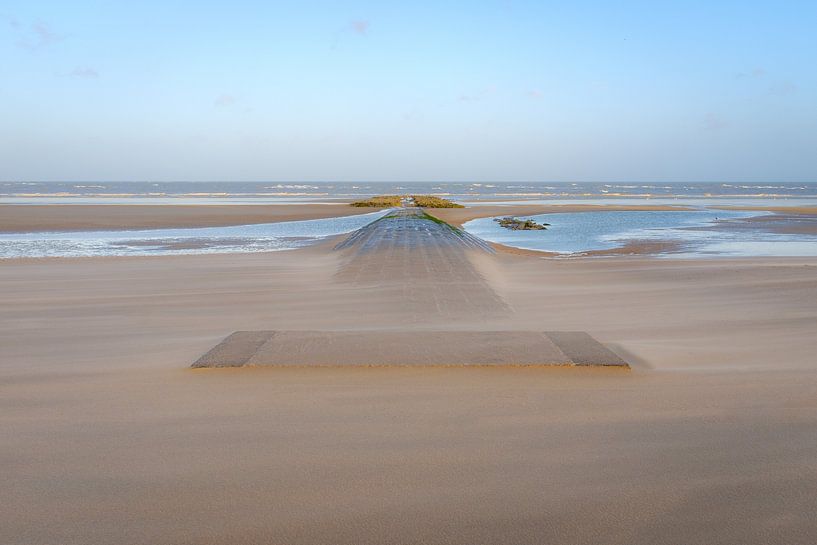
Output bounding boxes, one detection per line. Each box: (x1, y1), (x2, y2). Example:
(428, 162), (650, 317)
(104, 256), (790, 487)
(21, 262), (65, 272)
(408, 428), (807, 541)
(462, 209), (817, 257)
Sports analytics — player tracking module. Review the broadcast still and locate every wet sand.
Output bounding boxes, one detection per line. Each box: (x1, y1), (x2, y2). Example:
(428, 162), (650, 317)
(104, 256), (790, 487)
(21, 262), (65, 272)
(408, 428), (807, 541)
(0, 203), (370, 232)
(737, 214), (817, 235)
(334, 208), (506, 318)
(718, 205), (817, 215)
(2, 206), (817, 544)
(0, 203), (692, 233)
(2, 203), (814, 234)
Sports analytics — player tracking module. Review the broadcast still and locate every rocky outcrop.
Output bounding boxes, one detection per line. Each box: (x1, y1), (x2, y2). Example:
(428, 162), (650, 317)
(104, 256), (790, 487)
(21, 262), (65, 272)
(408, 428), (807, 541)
(494, 217), (549, 230)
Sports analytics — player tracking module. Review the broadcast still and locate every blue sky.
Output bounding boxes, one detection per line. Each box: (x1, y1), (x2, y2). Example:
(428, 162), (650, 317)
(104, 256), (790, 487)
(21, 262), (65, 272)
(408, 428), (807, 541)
(1, 1), (815, 182)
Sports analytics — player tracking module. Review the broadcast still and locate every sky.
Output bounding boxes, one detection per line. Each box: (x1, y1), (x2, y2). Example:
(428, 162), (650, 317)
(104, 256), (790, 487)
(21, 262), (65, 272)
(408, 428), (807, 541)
(1, 0), (815, 182)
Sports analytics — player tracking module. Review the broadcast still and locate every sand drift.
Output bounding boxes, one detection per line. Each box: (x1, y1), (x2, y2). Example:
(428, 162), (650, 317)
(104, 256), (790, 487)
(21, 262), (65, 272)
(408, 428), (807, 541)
(194, 209), (628, 368)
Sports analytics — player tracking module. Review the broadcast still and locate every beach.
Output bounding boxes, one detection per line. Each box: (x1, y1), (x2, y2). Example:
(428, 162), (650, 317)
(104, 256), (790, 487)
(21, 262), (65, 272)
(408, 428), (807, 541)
(6, 0), (816, 539)
(2, 203), (817, 544)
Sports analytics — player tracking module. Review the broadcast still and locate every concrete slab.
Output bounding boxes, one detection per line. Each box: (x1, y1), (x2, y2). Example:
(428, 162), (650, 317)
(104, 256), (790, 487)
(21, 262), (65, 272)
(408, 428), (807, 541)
(333, 208), (509, 318)
(192, 331), (629, 368)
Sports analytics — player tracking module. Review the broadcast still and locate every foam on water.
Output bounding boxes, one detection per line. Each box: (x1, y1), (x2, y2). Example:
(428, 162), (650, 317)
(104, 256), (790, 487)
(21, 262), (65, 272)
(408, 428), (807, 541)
(0, 210), (391, 258)
(459, 197), (817, 208)
(3, 181), (817, 205)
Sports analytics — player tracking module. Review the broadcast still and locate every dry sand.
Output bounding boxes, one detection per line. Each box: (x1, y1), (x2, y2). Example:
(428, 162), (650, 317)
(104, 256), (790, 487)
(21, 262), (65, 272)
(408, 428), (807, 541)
(2, 205), (817, 544)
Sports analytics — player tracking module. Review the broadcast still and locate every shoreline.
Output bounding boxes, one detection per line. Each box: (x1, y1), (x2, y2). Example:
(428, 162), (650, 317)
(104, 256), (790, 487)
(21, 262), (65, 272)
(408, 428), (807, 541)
(2, 202), (816, 259)
(3, 202), (816, 234)
(0, 203), (372, 232)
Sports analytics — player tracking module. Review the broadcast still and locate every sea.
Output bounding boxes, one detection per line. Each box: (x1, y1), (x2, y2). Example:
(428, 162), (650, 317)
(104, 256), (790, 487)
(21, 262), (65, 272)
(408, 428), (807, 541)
(2, 181), (817, 206)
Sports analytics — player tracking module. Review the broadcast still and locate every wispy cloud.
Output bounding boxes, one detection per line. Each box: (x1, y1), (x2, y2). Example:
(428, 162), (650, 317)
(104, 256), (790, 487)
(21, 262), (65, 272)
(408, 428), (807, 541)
(735, 67), (766, 79)
(703, 112), (729, 131)
(67, 66), (99, 79)
(214, 94), (237, 107)
(526, 89), (544, 99)
(768, 81), (797, 96)
(16, 21), (64, 50)
(735, 68), (797, 97)
(402, 108), (423, 121)
(330, 19), (372, 50)
(457, 85), (497, 103)
(351, 20), (370, 35)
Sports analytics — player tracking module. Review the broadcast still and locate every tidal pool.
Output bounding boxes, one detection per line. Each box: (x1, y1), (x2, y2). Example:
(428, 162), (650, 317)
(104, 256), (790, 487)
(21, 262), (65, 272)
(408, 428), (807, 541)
(462, 209), (817, 257)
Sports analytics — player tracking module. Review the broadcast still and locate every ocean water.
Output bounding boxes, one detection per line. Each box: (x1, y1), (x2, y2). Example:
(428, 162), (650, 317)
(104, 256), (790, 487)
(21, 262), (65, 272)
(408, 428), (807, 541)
(0, 209), (390, 258)
(462, 209), (817, 258)
(2, 181), (817, 205)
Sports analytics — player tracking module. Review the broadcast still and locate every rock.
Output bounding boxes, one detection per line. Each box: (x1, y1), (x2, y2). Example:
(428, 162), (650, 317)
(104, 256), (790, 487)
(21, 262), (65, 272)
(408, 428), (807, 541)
(494, 217), (548, 230)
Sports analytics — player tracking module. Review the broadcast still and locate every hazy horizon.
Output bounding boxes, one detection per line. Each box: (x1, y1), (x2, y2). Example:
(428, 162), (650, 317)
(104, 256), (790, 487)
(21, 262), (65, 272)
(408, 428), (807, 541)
(2, 1), (815, 182)
(5, 180), (817, 185)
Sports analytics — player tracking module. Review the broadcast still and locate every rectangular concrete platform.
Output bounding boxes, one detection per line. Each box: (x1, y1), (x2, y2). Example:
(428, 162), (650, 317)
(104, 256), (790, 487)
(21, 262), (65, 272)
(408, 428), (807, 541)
(192, 331), (629, 368)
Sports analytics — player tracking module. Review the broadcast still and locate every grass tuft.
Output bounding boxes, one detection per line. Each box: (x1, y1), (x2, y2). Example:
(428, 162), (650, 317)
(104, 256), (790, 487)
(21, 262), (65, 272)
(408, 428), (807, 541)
(410, 195), (464, 208)
(350, 195), (403, 207)
(350, 194), (463, 208)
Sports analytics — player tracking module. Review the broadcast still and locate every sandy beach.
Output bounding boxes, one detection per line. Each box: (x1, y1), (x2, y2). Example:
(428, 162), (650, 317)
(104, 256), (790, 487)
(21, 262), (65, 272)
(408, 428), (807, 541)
(2, 203), (817, 545)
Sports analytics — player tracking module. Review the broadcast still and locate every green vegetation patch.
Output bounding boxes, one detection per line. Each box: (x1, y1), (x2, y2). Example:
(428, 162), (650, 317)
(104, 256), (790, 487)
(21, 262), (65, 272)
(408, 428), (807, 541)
(410, 195), (464, 208)
(350, 195), (403, 207)
(418, 210), (466, 237)
(350, 194), (463, 208)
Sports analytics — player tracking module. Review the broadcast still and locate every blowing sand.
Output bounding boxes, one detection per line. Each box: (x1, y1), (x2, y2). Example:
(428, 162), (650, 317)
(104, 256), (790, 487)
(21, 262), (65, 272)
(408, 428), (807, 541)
(2, 207), (817, 544)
